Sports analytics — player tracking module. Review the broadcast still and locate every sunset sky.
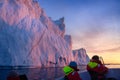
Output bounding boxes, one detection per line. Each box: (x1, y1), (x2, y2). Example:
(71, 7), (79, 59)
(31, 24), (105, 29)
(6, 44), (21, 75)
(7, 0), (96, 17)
(39, 0), (120, 64)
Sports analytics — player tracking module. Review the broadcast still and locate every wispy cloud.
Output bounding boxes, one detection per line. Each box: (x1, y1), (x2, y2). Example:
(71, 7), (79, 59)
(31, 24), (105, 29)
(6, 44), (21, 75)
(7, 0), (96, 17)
(100, 47), (120, 52)
(40, 0), (120, 63)
(87, 46), (120, 53)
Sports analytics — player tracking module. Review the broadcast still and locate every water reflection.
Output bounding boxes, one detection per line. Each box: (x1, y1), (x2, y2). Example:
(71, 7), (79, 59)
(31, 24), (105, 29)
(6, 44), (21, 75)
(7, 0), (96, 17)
(1, 65), (120, 80)
(0, 66), (86, 80)
(27, 67), (65, 80)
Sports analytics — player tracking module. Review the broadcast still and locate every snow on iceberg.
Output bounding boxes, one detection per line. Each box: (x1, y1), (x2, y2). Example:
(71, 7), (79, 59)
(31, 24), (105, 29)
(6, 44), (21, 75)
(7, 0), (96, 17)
(0, 0), (89, 67)
(73, 48), (90, 65)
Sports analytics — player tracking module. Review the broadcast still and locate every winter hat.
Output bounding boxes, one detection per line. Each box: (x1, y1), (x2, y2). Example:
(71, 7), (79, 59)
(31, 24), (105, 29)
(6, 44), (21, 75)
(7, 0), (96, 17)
(69, 61), (77, 67)
(92, 55), (99, 60)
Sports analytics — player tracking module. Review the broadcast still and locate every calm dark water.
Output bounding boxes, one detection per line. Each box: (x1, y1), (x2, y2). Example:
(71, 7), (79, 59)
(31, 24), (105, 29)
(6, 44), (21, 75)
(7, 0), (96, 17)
(0, 66), (86, 80)
(0, 65), (119, 80)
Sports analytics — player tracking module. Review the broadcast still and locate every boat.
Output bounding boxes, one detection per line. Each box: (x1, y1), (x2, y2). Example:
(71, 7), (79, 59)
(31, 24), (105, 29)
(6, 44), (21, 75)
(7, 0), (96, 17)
(56, 68), (120, 80)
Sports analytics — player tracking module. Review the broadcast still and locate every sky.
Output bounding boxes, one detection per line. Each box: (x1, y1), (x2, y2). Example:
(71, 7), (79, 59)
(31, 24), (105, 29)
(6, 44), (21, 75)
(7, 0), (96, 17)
(39, 0), (120, 64)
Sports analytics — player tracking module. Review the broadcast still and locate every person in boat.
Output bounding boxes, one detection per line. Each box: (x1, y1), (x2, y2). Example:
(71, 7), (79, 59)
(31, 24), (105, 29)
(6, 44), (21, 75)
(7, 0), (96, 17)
(63, 61), (82, 80)
(87, 55), (108, 80)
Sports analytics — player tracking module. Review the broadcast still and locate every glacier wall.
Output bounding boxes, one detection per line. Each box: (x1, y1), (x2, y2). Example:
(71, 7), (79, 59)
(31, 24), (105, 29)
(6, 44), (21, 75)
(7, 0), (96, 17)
(0, 0), (89, 67)
(73, 48), (90, 65)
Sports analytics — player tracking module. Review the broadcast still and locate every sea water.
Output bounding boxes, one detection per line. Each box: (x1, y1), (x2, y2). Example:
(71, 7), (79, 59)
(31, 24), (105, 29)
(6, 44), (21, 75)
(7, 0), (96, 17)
(0, 65), (119, 80)
(0, 66), (86, 80)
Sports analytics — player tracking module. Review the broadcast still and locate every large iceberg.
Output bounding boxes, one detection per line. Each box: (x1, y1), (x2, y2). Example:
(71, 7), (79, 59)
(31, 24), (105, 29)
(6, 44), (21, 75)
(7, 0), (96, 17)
(0, 0), (89, 67)
(73, 48), (90, 65)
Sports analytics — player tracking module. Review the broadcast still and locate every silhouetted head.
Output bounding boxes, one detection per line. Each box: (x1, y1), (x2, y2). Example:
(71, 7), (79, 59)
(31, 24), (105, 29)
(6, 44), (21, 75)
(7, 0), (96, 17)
(92, 55), (99, 60)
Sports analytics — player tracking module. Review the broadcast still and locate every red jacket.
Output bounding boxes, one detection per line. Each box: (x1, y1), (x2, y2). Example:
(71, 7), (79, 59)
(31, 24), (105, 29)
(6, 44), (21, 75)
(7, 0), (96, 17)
(67, 71), (82, 80)
(87, 60), (108, 73)
(87, 60), (108, 80)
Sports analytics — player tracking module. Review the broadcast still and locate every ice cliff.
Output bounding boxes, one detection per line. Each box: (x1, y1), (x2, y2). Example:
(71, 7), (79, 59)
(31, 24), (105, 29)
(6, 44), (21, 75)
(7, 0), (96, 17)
(73, 48), (90, 65)
(0, 0), (89, 67)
